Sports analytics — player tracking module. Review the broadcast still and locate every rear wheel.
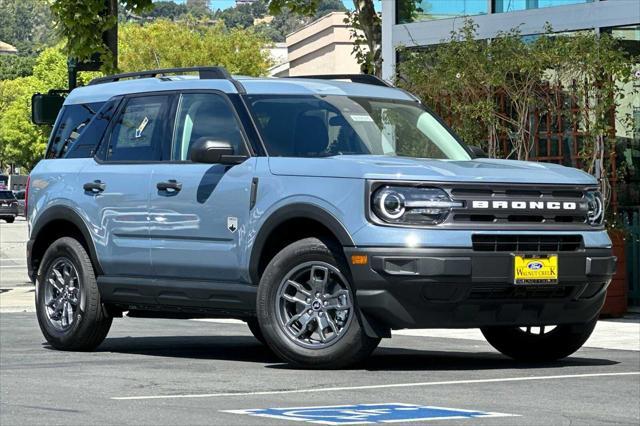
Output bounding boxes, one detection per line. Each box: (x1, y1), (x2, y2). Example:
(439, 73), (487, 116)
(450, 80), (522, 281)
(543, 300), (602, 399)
(257, 237), (380, 369)
(35, 237), (112, 351)
(481, 318), (598, 361)
(5, 217), (14, 223)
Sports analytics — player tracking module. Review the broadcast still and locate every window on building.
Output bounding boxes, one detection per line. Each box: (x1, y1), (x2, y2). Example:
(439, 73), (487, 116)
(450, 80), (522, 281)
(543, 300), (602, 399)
(492, 0), (594, 13)
(397, 0), (488, 24)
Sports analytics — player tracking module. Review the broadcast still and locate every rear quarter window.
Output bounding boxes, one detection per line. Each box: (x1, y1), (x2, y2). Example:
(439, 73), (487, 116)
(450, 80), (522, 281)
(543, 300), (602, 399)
(46, 102), (105, 159)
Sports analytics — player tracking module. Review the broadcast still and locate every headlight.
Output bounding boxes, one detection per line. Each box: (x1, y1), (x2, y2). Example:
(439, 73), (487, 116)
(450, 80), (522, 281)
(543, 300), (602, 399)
(372, 186), (462, 225)
(585, 191), (604, 226)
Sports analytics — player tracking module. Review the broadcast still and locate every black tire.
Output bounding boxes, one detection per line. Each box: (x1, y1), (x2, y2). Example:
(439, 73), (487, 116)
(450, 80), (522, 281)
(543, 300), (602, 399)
(35, 237), (112, 351)
(481, 318), (598, 362)
(246, 317), (266, 345)
(257, 237), (380, 369)
(5, 217), (14, 223)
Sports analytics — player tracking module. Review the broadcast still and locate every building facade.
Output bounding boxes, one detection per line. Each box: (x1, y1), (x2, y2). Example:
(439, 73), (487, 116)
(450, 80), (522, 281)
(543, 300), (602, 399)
(382, 1), (639, 81)
(284, 12), (364, 77)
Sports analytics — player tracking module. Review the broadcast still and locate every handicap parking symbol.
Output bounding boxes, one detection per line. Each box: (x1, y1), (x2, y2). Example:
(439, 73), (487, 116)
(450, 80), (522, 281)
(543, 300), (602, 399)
(223, 403), (516, 424)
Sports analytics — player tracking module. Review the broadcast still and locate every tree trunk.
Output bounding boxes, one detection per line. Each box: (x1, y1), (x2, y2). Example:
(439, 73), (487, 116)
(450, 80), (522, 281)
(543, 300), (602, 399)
(353, 0), (381, 76)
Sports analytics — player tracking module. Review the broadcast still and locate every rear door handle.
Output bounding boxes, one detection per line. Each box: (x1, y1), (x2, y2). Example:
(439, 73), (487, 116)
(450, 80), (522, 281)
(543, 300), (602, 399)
(83, 180), (105, 193)
(157, 180), (182, 193)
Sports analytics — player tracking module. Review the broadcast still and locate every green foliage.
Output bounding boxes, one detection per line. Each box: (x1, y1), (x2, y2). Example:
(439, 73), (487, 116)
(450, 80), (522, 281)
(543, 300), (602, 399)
(118, 19), (272, 76)
(50, 0), (153, 72)
(140, 1), (188, 20)
(0, 47), (98, 171)
(0, 55), (37, 80)
(268, 0), (321, 16)
(0, 0), (56, 54)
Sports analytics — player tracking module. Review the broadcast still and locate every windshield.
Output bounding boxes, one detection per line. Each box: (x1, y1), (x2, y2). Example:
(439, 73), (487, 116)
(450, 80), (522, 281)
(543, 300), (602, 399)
(246, 95), (471, 160)
(0, 191), (15, 200)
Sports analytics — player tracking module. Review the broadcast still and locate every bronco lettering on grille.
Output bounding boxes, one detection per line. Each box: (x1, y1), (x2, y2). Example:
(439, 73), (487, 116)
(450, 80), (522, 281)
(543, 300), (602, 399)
(471, 201), (578, 210)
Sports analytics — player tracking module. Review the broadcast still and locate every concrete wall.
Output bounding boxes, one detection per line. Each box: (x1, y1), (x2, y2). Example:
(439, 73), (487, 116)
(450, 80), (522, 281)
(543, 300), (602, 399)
(286, 12), (364, 77)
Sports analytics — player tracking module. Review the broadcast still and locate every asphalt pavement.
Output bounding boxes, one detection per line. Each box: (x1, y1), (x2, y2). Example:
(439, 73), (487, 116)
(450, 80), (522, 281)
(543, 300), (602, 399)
(1, 218), (639, 425)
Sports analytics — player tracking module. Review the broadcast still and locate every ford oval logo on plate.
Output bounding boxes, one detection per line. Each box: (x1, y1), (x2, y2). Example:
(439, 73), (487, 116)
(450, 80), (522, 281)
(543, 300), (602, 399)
(527, 261), (543, 270)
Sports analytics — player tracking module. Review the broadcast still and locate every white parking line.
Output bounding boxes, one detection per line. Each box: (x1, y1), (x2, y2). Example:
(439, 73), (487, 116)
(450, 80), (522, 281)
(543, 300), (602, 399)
(111, 371), (640, 401)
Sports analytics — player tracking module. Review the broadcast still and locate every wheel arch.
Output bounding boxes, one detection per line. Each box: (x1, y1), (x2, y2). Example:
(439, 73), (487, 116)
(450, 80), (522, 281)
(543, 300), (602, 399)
(248, 203), (354, 285)
(29, 206), (102, 281)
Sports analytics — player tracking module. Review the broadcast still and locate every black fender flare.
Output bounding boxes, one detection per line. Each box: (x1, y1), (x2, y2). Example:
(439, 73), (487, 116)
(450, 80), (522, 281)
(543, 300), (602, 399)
(248, 203), (354, 285)
(29, 205), (103, 278)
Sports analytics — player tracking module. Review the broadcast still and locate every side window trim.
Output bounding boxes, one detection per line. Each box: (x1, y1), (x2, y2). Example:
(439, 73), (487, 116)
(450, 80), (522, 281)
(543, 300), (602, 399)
(95, 93), (175, 164)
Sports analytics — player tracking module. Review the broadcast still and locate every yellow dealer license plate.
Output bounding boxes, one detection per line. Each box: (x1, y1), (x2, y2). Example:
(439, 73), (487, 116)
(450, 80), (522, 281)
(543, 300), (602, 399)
(514, 255), (558, 284)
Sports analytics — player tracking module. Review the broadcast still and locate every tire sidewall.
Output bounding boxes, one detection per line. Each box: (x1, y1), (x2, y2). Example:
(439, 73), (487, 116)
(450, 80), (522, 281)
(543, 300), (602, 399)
(35, 238), (93, 347)
(257, 238), (375, 367)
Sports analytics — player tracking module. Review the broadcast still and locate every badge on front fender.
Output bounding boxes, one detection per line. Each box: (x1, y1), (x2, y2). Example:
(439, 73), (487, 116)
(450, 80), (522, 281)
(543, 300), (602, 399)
(227, 217), (238, 233)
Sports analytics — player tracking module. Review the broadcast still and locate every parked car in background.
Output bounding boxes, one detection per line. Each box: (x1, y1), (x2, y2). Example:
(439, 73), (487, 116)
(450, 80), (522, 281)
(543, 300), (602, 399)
(0, 190), (18, 223)
(13, 190), (25, 216)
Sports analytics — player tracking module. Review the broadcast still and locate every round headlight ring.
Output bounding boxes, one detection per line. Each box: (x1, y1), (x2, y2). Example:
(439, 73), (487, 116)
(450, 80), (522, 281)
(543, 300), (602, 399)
(378, 190), (405, 220)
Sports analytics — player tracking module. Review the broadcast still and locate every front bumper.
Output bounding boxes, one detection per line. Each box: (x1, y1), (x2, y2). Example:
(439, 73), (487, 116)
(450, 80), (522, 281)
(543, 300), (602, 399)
(344, 247), (615, 331)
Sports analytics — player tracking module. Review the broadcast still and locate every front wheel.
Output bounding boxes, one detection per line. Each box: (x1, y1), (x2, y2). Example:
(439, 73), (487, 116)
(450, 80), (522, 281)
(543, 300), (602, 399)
(481, 318), (598, 362)
(257, 237), (380, 369)
(35, 237), (112, 351)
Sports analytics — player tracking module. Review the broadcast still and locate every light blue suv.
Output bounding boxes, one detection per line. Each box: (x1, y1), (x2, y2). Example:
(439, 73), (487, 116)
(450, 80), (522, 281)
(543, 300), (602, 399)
(27, 67), (616, 368)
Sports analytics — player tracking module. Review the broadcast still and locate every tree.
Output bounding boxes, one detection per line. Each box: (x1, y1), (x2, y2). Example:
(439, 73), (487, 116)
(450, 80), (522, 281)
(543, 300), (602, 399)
(0, 0), (56, 55)
(140, 1), (188, 20)
(0, 47), (99, 171)
(0, 55), (37, 80)
(267, 0), (380, 75)
(50, 0), (154, 72)
(185, 0), (213, 17)
(118, 20), (272, 76)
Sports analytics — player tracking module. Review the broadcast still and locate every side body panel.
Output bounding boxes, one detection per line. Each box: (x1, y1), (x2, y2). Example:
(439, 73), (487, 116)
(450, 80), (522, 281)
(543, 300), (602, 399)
(149, 159), (256, 281)
(75, 160), (152, 276)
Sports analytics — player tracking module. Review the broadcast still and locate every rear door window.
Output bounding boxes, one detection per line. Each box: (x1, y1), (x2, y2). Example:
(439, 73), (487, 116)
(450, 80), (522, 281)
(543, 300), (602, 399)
(106, 95), (172, 162)
(46, 102), (105, 159)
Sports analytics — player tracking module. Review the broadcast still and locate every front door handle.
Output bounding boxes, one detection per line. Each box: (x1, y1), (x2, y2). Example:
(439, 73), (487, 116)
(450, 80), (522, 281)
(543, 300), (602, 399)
(83, 180), (105, 193)
(157, 180), (182, 193)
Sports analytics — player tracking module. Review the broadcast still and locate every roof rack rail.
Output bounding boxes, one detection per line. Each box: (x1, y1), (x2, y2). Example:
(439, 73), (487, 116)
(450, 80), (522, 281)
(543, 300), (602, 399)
(88, 66), (233, 86)
(285, 74), (392, 87)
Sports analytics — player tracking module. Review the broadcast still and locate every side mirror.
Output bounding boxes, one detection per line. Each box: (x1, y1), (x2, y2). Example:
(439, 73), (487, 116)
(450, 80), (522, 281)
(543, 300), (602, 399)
(469, 145), (488, 158)
(190, 138), (246, 165)
(31, 91), (66, 125)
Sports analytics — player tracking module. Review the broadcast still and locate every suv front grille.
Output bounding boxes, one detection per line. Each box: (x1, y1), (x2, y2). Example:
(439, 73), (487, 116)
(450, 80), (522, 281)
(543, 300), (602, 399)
(472, 235), (583, 252)
(446, 184), (593, 228)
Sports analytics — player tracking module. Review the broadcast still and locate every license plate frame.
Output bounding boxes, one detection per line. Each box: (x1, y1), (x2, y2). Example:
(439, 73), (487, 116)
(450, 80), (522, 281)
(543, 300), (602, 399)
(513, 254), (558, 285)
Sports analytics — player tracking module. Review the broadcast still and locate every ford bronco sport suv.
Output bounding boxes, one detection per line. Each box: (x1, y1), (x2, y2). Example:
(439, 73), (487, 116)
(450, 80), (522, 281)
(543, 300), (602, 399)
(27, 67), (616, 368)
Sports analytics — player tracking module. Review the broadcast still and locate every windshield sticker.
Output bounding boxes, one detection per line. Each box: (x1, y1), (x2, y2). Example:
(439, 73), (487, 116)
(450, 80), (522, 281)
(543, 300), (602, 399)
(350, 114), (374, 122)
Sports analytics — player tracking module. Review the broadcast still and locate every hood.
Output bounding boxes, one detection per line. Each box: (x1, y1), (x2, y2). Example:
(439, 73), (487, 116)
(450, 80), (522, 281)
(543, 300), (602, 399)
(268, 155), (597, 185)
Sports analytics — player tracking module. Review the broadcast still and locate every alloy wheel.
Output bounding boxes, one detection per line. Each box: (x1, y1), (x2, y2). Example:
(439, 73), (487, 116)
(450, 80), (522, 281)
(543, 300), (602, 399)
(275, 261), (353, 349)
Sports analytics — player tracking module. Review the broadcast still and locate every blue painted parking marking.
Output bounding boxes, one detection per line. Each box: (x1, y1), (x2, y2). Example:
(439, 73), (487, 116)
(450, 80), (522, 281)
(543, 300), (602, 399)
(223, 403), (517, 424)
